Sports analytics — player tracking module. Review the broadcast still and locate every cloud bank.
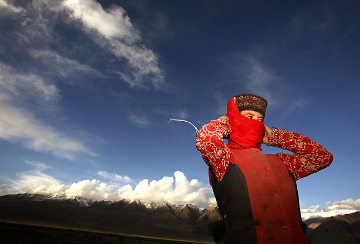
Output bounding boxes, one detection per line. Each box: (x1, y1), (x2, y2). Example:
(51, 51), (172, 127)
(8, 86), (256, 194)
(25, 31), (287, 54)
(301, 199), (360, 220)
(0, 161), (215, 208)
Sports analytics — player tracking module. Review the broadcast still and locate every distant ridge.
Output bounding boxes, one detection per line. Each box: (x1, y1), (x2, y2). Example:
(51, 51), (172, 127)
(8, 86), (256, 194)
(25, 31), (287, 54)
(1, 193), (359, 243)
(0, 193), (220, 242)
(305, 211), (360, 243)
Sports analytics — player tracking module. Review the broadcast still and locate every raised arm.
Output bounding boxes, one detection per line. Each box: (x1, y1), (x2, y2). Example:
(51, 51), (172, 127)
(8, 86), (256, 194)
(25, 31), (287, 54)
(267, 128), (333, 180)
(195, 116), (233, 183)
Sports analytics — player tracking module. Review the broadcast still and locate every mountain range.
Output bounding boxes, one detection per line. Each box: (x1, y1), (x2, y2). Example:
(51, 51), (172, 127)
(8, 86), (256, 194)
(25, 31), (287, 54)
(304, 212), (360, 243)
(1, 193), (360, 243)
(0, 193), (219, 242)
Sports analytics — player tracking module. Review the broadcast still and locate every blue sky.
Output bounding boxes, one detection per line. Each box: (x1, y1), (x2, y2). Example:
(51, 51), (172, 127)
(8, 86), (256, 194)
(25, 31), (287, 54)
(0, 0), (359, 218)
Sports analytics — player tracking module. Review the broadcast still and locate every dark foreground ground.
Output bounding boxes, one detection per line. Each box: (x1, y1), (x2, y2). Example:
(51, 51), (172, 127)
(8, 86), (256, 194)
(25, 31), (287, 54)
(0, 222), (212, 244)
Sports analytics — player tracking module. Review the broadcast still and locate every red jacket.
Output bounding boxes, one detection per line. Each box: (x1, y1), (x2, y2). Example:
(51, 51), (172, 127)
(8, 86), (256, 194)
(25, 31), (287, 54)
(196, 116), (333, 243)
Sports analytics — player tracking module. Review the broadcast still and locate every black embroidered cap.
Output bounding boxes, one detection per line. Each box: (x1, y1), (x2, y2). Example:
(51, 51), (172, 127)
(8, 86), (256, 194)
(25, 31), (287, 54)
(233, 94), (268, 117)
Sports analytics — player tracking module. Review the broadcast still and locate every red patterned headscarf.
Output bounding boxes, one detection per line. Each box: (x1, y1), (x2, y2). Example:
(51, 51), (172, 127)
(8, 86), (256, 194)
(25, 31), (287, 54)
(227, 94), (267, 150)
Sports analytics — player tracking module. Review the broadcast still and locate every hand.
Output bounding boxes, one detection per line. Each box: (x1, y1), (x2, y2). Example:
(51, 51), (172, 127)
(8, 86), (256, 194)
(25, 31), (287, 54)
(262, 124), (273, 145)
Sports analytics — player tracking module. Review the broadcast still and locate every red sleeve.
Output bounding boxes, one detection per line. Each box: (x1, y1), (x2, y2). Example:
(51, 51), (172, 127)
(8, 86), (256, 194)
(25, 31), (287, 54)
(195, 116), (233, 183)
(267, 128), (333, 180)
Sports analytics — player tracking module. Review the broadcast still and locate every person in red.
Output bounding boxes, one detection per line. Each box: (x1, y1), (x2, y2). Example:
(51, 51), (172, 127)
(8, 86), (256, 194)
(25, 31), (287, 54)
(196, 94), (333, 244)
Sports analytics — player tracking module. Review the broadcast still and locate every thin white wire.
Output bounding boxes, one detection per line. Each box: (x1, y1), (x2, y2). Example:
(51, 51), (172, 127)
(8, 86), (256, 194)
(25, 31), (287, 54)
(167, 118), (199, 132)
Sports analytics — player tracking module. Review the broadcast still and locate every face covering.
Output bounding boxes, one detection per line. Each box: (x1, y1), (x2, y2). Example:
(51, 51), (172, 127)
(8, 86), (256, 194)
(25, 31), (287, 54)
(227, 97), (265, 150)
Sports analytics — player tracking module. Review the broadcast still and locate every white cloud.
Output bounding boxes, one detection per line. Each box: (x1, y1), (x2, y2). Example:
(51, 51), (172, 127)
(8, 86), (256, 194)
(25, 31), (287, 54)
(0, 63), (59, 105)
(29, 50), (105, 82)
(0, 96), (95, 160)
(169, 109), (189, 120)
(226, 55), (308, 118)
(0, 0), (25, 14)
(1, 169), (216, 209)
(111, 41), (165, 89)
(97, 171), (132, 184)
(0, 184), (11, 196)
(61, 0), (138, 41)
(326, 198), (360, 211)
(65, 179), (117, 199)
(60, 0), (165, 89)
(24, 160), (51, 171)
(116, 171), (216, 208)
(0, 161), (59, 192)
(301, 200), (360, 220)
(219, 55), (280, 115)
(31, 183), (69, 196)
(127, 114), (151, 128)
(235, 56), (278, 105)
